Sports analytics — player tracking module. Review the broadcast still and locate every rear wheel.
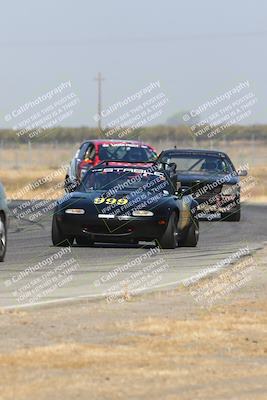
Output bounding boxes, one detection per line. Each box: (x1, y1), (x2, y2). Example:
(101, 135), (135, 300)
(180, 220), (199, 247)
(52, 216), (74, 246)
(158, 212), (178, 249)
(76, 236), (94, 246)
(0, 214), (7, 262)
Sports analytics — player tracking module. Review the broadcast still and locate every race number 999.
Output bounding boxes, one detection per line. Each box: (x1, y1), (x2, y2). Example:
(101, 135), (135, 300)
(94, 197), (128, 205)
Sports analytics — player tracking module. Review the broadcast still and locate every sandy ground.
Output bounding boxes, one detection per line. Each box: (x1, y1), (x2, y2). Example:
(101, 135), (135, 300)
(0, 246), (266, 399)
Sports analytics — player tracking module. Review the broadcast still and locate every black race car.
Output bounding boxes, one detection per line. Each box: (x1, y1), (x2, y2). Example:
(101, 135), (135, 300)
(52, 161), (199, 249)
(159, 149), (248, 221)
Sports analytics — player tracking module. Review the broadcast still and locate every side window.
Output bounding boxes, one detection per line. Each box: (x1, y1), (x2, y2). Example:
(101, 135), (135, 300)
(78, 142), (90, 159)
(85, 144), (96, 161)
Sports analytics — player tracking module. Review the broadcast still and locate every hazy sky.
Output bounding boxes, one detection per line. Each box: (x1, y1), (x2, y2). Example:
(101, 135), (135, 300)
(0, 0), (266, 128)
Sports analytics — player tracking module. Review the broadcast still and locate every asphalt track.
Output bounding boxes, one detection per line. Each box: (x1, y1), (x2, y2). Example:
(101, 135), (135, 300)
(0, 202), (266, 309)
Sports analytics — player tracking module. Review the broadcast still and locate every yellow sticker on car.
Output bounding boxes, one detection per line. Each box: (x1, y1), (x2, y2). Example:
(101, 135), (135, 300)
(94, 197), (106, 204)
(117, 198), (128, 205)
(105, 197), (117, 205)
(94, 197), (128, 205)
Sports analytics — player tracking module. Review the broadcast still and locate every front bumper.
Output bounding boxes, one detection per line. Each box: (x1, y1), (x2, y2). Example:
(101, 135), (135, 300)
(55, 213), (169, 241)
(197, 193), (240, 214)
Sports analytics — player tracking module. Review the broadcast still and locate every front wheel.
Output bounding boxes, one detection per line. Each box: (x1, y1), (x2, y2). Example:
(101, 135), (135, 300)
(52, 216), (74, 246)
(179, 220), (199, 247)
(158, 212), (178, 249)
(222, 208), (241, 222)
(0, 214), (7, 262)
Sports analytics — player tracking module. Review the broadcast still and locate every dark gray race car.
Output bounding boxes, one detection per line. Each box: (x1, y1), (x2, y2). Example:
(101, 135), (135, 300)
(159, 149), (247, 221)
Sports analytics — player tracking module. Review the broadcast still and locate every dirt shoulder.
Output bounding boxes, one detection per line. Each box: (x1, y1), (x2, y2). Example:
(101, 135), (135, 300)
(0, 247), (267, 400)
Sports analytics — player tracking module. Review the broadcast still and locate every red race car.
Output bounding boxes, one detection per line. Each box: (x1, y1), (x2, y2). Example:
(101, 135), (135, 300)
(65, 139), (157, 186)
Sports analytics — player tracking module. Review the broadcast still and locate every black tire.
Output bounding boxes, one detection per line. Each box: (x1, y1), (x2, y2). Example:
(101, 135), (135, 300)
(158, 212), (178, 249)
(52, 216), (74, 246)
(222, 208), (241, 222)
(0, 214), (7, 262)
(76, 236), (94, 247)
(180, 220), (199, 247)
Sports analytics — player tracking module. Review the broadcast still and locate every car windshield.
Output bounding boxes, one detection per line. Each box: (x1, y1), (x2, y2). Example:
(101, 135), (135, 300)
(98, 144), (157, 162)
(81, 167), (170, 193)
(161, 154), (233, 174)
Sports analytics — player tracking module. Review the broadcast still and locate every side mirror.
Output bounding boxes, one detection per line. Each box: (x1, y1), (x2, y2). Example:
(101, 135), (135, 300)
(237, 170), (248, 177)
(64, 179), (78, 193)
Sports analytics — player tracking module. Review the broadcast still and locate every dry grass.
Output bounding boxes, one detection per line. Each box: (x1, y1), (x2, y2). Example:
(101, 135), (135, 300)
(0, 143), (70, 199)
(249, 165), (267, 201)
(0, 168), (65, 200)
(0, 300), (266, 399)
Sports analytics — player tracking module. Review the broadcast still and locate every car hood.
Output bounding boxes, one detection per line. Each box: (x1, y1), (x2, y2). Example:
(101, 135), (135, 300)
(176, 171), (239, 186)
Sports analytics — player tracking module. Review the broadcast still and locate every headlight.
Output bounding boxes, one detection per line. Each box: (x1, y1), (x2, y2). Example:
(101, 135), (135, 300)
(65, 208), (85, 214)
(221, 184), (239, 195)
(132, 210), (154, 217)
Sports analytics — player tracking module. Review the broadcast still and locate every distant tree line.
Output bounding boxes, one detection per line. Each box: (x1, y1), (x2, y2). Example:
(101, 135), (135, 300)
(0, 124), (266, 143)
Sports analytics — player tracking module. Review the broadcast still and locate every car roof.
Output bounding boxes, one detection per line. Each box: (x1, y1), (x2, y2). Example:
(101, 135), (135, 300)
(82, 139), (151, 146)
(160, 148), (229, 157)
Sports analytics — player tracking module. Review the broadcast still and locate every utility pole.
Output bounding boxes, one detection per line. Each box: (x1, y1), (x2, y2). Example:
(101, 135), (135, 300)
(94, 72), (105, 131)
